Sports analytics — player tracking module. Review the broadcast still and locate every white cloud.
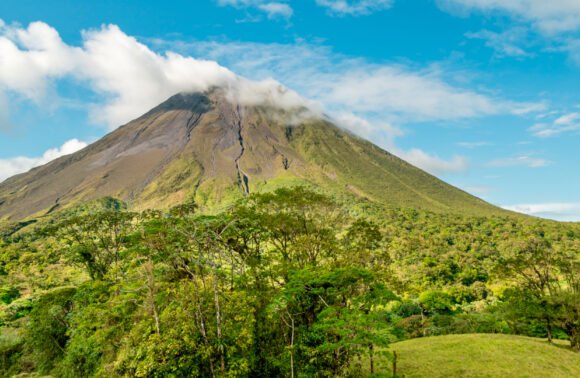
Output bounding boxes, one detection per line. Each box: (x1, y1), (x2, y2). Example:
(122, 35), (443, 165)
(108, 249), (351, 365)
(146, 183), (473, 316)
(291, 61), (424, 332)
(566, 38), (580, 65)
(466, 28), (532, 57)
(393, 148), (469, 175)
(442, 2), (580, 66)
(502, 202), (580, 222)
(317, 67), (501, 119)
(439, 0), (580, 34)
(0, 21), (310, 129)
(0, 139), (88, 182)
(1, 21), (532, 133)
(315, 0), (393, 16)
(457, 141), (491, 148)
(331, 111), (402, 138)
(217, 0), (293, 19)
(188, 40), (544, 124)
(0, 92), (12, 131)
(258, 2), (293, 19)
(488, 155), (550, 168)
(0, 21), (543, 178)
(529, 112), (580, 137)
(0, 21), (78, 99)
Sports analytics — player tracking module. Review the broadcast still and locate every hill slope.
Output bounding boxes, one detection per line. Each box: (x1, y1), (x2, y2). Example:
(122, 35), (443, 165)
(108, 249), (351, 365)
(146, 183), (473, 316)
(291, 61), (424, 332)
(0, 88), (500, 220)
(373, 334), (580, 377)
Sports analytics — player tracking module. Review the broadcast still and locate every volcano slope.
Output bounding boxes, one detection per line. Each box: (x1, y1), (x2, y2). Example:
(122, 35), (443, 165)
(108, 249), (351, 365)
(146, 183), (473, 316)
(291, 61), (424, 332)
(0, 88), (499, 221)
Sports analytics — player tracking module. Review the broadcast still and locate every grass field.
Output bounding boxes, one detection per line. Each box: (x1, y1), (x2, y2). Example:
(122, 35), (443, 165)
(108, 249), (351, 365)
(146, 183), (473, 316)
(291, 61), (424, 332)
(366, 334), (580, 377)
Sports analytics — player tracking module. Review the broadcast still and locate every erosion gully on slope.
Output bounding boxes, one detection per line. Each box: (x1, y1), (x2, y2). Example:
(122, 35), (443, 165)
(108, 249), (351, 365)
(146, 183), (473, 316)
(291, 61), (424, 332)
(234, 104), (249, 195)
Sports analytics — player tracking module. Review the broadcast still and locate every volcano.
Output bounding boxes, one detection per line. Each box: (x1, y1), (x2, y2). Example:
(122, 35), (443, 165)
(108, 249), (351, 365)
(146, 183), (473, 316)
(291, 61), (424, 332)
(0, 88), (499, 220)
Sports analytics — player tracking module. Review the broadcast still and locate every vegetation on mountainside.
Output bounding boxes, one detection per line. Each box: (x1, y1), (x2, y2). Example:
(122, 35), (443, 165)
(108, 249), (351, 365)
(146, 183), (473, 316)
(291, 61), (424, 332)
(0, 188), (578, 376)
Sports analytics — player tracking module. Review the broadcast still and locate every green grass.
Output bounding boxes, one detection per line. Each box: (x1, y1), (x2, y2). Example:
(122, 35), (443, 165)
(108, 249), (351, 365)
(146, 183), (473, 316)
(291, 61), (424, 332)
(369, 334), (580, 378)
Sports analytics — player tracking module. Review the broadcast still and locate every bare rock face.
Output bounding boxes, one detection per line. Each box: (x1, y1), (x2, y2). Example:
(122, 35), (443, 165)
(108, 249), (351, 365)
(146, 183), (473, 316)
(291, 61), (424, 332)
(0, 88), (496, 220)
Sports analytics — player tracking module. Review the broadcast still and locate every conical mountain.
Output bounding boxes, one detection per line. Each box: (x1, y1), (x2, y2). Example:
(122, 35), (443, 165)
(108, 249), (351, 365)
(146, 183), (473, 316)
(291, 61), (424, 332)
(0, 88), (499, 220)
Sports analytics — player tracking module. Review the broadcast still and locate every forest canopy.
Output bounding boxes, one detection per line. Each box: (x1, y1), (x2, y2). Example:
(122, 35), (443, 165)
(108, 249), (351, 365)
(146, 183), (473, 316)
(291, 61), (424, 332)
(0, 187), (578, 377)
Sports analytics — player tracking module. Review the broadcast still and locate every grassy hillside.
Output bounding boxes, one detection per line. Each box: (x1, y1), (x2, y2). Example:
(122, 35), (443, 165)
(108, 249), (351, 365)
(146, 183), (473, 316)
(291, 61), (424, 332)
(370, 334), (580, 377)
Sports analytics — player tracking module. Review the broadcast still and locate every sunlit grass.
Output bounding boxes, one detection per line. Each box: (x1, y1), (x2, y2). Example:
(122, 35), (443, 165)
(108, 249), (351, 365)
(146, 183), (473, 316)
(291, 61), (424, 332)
(365, 334), (580, 377)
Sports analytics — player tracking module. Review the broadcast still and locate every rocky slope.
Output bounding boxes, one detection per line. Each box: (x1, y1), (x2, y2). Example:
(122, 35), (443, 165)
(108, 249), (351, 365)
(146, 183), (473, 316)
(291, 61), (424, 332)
(0, 88), (499, 220)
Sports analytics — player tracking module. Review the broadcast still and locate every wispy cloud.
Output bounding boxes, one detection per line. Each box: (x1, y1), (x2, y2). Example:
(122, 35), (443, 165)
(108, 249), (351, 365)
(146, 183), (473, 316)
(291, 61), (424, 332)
(441, 0), (580, 64)
(217, 0), (293, 20)
(258, 2), (294, 19)
(315, 0), (393, 16)
(439, 0), (580, 34)
(186, 40), (544, 123)
(0, 91), (12, 131)
(488, 155), (551, 168)
(566, 38), (580, 65)
(502, 202), (580, 222)
(393, 148), (469, 175)
(457, 141), (491, 148)
(529, 112), (580, 137)
(466, 27), (532, 58)
(0, 139), (88, 183)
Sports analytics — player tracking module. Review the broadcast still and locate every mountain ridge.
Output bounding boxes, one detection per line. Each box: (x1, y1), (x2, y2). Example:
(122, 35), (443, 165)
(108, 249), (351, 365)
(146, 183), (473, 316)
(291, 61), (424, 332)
(0, 88), (503, 220)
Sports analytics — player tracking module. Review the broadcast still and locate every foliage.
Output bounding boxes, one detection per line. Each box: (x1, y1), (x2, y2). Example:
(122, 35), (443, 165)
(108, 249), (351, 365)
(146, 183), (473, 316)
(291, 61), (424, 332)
(0, 187), (578, 376)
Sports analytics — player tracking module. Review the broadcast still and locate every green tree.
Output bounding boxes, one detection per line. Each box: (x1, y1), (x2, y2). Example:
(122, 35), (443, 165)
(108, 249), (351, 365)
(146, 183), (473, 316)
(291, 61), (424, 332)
(498, 234), (579, 349)
(25, 287), (77, 374)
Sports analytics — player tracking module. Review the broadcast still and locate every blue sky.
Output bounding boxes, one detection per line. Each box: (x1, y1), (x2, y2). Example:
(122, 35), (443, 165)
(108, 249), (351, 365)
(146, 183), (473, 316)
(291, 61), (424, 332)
(0, 0), (579, 220)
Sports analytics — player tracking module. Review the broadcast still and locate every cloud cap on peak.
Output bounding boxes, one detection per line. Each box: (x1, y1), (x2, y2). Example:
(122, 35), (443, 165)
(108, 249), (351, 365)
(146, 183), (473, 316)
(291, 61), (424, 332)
(0, 21), (314, 130)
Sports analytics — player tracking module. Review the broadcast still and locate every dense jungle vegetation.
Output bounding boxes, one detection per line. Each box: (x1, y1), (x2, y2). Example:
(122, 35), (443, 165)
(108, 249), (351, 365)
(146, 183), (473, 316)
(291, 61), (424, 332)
(0, 187), (578, 377)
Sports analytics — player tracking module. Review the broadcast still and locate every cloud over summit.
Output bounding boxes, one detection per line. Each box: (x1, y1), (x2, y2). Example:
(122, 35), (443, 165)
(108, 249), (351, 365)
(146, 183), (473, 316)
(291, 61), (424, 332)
(0, 21), (308, 130)
(0, 20), (544, 178)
